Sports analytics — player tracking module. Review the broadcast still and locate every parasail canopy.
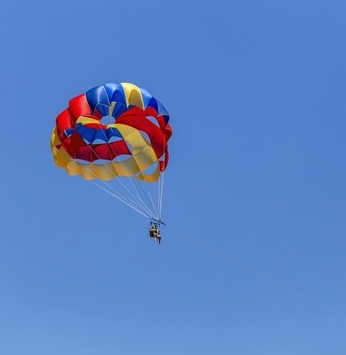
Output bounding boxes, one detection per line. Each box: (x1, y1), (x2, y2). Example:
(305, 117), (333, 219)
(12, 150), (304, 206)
(51, 82), (172, 221)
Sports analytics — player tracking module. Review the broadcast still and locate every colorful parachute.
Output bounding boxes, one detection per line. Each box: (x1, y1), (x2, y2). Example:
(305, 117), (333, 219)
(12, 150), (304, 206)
(51, 82), (172, 220)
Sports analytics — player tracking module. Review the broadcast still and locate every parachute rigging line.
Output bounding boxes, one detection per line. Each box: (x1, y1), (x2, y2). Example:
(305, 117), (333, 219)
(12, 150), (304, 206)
(90, 125), (159, 218)
(94, 182), (150, 218)
(86, 144), (157, 219)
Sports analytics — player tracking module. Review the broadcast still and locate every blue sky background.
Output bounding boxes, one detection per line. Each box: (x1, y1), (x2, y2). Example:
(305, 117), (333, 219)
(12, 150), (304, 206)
(1, 0), (346, 354)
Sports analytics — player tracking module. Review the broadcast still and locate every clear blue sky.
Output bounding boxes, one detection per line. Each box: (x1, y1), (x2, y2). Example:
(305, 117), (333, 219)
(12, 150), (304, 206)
(1, 0), (346, 354)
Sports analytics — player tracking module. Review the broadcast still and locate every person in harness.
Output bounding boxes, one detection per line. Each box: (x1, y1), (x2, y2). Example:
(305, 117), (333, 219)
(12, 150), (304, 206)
(149, 223), (162, 244)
